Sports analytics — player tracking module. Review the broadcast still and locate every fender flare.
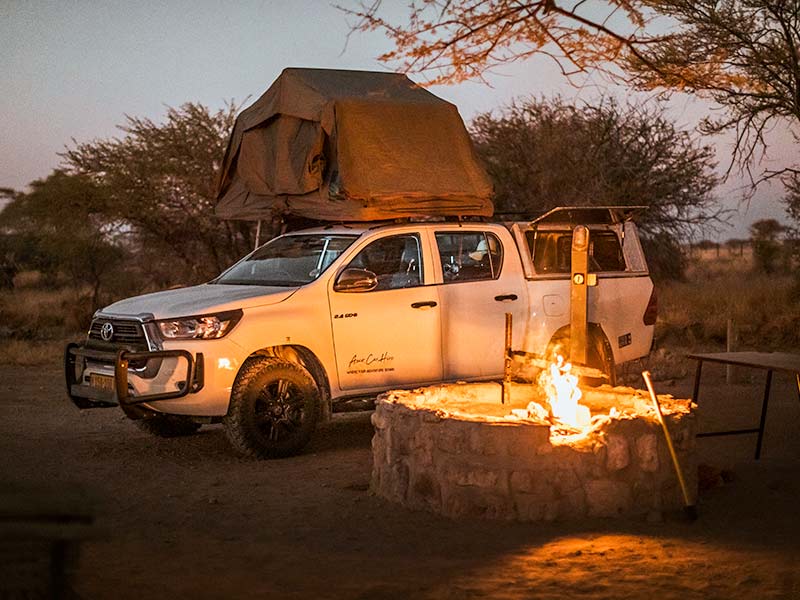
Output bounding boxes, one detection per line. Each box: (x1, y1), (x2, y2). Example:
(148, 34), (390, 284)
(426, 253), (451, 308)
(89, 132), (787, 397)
(547, 323), (617, 386)
(241, 345), (333, 421)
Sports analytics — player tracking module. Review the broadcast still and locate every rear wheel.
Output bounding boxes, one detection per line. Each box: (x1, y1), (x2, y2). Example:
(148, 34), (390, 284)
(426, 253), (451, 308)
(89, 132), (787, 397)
(547, 328), (616, 387)
(224, 357), (320, 459)
(135, 414), (201, 437)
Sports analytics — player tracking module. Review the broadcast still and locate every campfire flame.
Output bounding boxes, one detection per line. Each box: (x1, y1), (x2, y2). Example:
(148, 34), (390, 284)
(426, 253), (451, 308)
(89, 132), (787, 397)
(537, 354), (591, 429)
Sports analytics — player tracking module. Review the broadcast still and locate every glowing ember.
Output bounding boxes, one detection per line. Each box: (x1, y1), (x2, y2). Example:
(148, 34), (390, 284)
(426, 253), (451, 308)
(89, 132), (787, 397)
(537, 354), (591, 428)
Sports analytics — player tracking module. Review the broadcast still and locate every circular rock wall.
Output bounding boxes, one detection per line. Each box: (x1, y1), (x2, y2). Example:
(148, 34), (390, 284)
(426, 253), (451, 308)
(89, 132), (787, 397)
(371, 383), (697, 521)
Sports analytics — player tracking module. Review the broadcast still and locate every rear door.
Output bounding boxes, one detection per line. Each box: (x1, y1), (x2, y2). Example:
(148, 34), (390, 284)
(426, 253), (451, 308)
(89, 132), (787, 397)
(328, 231), (443, 392)
(433, 227), (527, 380)
(520, 221), (653, 364)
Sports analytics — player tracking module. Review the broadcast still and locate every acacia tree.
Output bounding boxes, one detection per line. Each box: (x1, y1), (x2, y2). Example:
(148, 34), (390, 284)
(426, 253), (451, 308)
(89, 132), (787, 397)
(626, 2), (800, 182)
(0, 171), (124, 309)
(346, 1), (800, 222)
(346, 1), (799, 162)
(63, 102), (253, 285)
(471, 97), (722, 237)
(341, 1), (660, 84)
(784, 174), (800, 224)
(749, 218), (786, 274)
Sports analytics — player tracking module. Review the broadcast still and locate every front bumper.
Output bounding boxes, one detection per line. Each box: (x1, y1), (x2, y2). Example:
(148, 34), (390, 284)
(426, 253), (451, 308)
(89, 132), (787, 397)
(65, 343), (203, 415)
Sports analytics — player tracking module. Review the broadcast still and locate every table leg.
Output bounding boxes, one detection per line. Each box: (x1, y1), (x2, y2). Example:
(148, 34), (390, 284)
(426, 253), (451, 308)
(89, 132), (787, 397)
(691, 360), (703, 404)
(754, 369), (773, 460)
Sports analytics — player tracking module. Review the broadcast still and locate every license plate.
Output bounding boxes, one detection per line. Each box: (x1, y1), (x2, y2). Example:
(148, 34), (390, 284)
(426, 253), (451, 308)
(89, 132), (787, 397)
(89, 373), (115, 393)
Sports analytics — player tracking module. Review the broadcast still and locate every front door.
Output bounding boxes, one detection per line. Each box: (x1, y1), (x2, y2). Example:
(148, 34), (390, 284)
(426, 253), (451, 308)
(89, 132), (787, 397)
(329, 232), (442, 392)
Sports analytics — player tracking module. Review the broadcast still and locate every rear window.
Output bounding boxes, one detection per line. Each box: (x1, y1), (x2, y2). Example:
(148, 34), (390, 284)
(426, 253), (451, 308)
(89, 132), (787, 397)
(527, 230), (626, 274)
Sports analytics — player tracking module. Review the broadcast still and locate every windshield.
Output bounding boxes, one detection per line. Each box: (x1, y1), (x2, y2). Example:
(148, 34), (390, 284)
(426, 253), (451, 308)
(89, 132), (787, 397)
(214, 234), (359, 286)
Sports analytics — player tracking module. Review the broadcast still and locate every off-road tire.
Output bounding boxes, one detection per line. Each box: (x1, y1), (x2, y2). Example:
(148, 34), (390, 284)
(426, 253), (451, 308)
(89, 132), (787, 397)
(135, 414), (201, 437)
(224, 357), (320, 459)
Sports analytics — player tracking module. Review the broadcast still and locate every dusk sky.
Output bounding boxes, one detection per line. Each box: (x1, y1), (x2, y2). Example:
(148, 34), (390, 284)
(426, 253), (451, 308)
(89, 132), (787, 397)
(1, 0), (794, 238)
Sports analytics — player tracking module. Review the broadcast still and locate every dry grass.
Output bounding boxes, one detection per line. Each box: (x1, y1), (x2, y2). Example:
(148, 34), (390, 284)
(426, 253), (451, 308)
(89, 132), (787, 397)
(0, 277), (89, 366)
(0, 286), (88, 338)
(656, 256), (799, 353)
(0, 338), (70, 366)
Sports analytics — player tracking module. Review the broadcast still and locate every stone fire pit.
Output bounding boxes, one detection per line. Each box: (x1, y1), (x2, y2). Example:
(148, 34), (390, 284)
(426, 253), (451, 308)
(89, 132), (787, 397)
(371, 382), (697, 521)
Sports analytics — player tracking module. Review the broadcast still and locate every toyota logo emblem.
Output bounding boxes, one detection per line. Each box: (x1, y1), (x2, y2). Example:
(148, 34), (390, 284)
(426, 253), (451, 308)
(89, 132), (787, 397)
(100, 322), (114, 342)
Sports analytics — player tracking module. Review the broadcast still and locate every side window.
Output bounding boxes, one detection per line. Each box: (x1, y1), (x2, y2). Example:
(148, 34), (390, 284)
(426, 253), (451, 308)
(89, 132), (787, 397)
(435, 232), (503, 283)
(591, 232), (626, 271)
(527, 230), (626, 274)
(342, 234), (423, 291)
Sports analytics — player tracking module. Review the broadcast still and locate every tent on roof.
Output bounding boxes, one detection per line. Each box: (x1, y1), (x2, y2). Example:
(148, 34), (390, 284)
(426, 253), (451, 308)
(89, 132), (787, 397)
(215, 68), (493, 221)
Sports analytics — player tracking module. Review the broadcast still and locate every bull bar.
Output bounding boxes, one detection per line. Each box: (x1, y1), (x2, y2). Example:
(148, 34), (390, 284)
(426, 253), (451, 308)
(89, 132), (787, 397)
(65, 343), (204, 411)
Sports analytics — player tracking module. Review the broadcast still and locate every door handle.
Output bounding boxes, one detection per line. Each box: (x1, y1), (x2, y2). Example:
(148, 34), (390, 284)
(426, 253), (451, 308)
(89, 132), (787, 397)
(411, 301), (438, 309)
(494, 294), (518, 302)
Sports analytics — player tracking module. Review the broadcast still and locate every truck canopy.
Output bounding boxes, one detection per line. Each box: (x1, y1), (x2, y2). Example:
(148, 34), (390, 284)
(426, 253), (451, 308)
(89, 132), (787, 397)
(215, 68), (494, 222)
(528, 206), (647, 226)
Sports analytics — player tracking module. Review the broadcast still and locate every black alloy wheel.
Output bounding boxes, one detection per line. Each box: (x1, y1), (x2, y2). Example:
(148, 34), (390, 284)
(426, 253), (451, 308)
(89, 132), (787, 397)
(224, 357), (320, 458)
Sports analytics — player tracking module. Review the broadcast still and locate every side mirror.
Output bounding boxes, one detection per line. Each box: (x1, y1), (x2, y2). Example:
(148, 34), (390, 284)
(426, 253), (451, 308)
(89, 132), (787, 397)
(334, 268), (378, 292)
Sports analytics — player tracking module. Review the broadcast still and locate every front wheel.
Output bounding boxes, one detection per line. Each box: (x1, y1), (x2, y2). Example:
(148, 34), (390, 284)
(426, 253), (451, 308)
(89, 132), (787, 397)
(224, 357), (320, 459)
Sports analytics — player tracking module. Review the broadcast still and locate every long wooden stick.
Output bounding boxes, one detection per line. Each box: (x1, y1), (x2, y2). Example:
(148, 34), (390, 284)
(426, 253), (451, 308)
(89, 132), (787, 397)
(642, 370), (697, 520)
(502, 313), (512, 405)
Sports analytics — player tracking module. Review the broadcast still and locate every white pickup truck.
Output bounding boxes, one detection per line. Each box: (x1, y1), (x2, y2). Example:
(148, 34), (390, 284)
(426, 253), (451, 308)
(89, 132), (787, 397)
(66, 207), (656, 458)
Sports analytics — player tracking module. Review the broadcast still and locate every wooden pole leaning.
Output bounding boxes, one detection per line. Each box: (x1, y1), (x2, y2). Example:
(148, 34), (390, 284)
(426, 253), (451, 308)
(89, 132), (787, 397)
(502, 313), (513, 405)
(642, 370), (697, 521)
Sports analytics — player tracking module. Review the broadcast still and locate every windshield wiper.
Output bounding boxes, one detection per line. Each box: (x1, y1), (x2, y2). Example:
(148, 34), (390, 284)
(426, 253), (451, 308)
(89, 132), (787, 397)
(213, 279), (306, 287)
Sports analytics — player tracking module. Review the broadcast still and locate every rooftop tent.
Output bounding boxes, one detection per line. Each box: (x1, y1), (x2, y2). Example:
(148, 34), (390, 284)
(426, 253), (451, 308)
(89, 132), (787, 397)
(215, 68), (494, 221)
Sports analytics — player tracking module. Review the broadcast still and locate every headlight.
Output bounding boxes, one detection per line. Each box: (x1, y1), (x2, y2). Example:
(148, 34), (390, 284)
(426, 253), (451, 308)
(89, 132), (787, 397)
(157, 309), (243, 340)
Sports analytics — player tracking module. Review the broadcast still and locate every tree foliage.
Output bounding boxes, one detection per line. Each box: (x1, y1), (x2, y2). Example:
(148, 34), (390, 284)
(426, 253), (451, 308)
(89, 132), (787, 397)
(346, 1), (800, 164)
(0, 171), (124, 307)
(784, 175), (800, 225)
(749, 217), (786, 274)
(341, 1), (659, 84)
(346, 0), (800, 225)
(63, 102), (252, 285)
(627, 1), (800, 180)
(470, 96), (722, 237)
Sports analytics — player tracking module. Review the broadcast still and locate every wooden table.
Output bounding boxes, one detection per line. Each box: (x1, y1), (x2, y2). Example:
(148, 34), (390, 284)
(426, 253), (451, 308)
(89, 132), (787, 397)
(688, 352), (800, 459)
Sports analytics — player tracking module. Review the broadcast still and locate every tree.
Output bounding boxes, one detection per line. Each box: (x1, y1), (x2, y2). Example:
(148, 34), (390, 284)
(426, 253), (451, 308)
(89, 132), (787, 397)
(626, 1), (800, 185)
(346, 1), (800, 220)
(470, 97), (722, 238)
(749, 218), (786, 274)
(0, 171), (124, 309)
(63, 102), (253, 286)
(346, 2), (798, 165)
(785, 175), (800, 225)
(724, 237), (748, 257)
(0, 188), (22, 288)
(341, 1), (659, 84)
(694, 240), (718, 251)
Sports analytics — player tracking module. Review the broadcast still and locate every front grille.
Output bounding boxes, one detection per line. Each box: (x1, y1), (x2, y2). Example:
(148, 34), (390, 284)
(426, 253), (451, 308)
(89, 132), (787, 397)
(87, 318), (149, 352)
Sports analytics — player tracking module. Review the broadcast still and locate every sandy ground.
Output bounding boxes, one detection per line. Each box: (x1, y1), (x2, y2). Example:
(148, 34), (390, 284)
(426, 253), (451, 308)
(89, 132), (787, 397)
(1, 363), (799, 599)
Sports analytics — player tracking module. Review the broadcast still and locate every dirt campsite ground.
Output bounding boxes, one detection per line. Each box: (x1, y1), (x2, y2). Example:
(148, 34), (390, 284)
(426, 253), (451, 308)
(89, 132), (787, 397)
(1, 362), (798, 599)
